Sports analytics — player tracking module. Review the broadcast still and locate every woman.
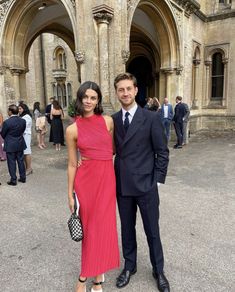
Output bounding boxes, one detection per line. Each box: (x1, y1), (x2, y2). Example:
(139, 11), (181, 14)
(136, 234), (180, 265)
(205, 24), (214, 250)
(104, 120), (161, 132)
(66, 81), (119, 292)
(0, 111), (7, 161)
(49, 100), (64, 151)
(33, 102), (47, 149)
(18, 103), (33, 175)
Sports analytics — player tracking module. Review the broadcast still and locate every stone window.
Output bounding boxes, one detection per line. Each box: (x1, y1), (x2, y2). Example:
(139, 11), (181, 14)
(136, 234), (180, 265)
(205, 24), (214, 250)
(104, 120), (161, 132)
(211, 53), (224, 101)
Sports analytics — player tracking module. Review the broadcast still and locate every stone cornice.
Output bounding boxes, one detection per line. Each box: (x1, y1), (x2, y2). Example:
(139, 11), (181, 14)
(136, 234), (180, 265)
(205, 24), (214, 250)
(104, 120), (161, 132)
(195, 6), (235, 22)
(173, 0), (200, 17)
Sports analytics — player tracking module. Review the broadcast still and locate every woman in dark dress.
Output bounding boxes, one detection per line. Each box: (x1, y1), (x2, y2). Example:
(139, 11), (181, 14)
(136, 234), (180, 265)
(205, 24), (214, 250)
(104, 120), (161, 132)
(49, 100), (64, 151)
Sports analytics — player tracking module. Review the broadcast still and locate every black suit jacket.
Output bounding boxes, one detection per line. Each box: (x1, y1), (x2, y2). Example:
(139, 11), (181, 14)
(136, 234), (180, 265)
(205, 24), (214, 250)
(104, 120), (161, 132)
(112, 106), (169, 197)
(173, 102), (187, 123)
(1, 116), (26, 152)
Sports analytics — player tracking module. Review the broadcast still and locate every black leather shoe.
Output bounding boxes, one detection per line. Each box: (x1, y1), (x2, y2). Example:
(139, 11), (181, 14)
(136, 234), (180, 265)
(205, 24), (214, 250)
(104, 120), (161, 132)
(173, 144), (179, 149)
(7, 181), (17, 186)
(153, 271), (170, 292)
(116, 268), (137, 288)
(18, 178), (26, 183)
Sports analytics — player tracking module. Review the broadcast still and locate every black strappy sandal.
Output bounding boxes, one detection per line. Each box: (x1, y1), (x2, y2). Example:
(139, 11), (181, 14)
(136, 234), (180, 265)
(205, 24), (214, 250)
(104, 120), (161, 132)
(91, 275), (105, 292)
(77, 277), (87, 292)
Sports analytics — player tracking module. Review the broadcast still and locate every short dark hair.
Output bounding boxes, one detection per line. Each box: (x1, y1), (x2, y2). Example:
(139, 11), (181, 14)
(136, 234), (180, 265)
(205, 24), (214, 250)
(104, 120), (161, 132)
(176, 96), (182, 101)
(75, 81), (103, 117)
(8, 104), (18, 115)
(114, 73), (137, 89)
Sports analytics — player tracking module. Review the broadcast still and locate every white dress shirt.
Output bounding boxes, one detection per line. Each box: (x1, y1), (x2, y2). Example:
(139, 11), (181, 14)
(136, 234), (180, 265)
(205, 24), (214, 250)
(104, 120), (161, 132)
(122, 103), (138, 125)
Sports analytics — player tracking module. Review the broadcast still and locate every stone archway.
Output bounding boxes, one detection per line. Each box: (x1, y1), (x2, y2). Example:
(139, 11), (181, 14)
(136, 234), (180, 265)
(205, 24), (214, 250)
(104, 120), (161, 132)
(127, 0), (181, 104)
(0, 0), (78, 113)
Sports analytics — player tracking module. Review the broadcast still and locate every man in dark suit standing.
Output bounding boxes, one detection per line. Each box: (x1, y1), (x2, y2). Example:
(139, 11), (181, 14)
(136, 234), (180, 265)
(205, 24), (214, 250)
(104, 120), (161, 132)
(45, 97), (55, 124)
(172, 96), (187, 149)
(112, 73), (170, 292)
(1, 104), (26, 185)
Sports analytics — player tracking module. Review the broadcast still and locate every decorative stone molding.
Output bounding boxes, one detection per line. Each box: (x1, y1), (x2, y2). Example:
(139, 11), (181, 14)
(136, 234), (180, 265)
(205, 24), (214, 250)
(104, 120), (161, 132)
(171, 4), (183, 28)
(193, 59), (201, 66)
(172, 0), (200, 17)
(121, 50), (130, 64)
(161, 67), (174, 75)
(70, 0), (75, 8)
(92, 4), (114, 25)
(0, 0), (13, 27)
(204, 43), (230, 62)
(0, 65), (6, 75)
(204, 60), (212, 67)
(74, 50), (85, 64)
(127, 0), (138, 11)
(9, 67), (26, 75)
(175, 66), (184, 75)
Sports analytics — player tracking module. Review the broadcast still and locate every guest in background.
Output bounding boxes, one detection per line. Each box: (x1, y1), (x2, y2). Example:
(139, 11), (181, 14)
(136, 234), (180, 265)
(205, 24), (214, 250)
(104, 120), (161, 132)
(18, 103), (33, 175)
(1, 104), (26, 185)
(33, 101), (41, 120)
(0, 111), (7, 161)
(144, 97), (153, 109)
(149, 97), (161, 112)
(160, 97), (174, 142)
(49, 100), (64, 151)
(172, 96), (187, 149)
(182, 102), (190, 146)
(33, 102), (47, 149)
(45, 97), (54, 124)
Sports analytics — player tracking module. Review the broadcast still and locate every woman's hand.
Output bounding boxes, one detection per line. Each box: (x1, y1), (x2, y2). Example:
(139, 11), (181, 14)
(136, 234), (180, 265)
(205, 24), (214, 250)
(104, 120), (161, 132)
(77, 158), (82, 167)
(68, 194), (75, 213)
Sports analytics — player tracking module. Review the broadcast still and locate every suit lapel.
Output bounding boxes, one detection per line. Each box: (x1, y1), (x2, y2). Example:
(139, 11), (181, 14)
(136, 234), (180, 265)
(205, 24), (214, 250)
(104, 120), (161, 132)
(122, 106), (145, 147)
(115, 110), (125, 138)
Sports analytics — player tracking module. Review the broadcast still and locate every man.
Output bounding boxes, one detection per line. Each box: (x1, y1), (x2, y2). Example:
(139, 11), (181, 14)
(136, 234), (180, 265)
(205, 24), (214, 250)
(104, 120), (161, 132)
(160, 97), (174, 141)
(112, 73), (170, 292)
(45, 97), (55, 124)
(172, 96), (187, 149)
(182, 102), (190, 146)
(1, 104), (26, 185)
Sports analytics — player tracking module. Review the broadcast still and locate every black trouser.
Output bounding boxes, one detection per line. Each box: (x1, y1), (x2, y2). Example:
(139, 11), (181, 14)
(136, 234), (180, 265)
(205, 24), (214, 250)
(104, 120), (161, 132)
(117, 191), (164, 273)
(174, 122), (183, 146)
(6, 151), (26, 182)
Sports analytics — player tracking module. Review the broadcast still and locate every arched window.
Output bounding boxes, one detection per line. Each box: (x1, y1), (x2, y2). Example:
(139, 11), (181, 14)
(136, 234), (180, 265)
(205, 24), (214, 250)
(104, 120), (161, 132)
(67, 83), (72, 104)
(211, 53), (224, 100)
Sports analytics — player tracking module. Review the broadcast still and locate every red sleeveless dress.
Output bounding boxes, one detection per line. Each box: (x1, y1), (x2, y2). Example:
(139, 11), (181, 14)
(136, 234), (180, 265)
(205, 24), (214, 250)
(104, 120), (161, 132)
(74, 114), (120, 277)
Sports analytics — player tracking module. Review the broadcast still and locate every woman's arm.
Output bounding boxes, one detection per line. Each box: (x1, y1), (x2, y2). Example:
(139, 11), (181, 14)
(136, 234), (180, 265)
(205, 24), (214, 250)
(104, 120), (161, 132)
(66, 123), (78, 213)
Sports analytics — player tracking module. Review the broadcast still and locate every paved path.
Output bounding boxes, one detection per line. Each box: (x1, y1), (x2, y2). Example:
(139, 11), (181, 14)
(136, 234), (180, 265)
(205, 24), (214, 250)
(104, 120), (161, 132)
(0, 131), (234, 292)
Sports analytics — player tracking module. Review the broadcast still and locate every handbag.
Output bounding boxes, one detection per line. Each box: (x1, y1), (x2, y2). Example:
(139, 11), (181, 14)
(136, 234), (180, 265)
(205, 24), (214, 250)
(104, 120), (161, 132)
(67, 193), (83, 242)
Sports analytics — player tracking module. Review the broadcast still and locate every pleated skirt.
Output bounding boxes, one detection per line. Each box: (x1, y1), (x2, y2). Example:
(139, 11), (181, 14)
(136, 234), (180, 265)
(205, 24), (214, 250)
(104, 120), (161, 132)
(74, 159), (120, 277)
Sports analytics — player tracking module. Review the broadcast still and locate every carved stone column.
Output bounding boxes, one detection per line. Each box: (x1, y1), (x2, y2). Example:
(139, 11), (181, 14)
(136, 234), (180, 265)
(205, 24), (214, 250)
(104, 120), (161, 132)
(92, 4), (114, 103)
(161, 68), (174, 98)
(10, 68), (25, 100)
(204, 61), (212, 107)
(192, 59), (201, 108)
(222, 57), (228, 107)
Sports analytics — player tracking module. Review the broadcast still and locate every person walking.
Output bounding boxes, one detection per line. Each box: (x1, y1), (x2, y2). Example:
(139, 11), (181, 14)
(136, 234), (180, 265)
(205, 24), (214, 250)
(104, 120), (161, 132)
(112, 73), (170, 292)
(1, 104), (26, 185)
(172, 96), (187, 149)
(66, 81), (119, 292)
(160, 97), (174, 142)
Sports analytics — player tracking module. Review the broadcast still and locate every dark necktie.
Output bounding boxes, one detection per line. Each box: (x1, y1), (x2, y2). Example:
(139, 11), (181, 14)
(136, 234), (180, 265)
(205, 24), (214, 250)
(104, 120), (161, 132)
(124, 112), (130, 132)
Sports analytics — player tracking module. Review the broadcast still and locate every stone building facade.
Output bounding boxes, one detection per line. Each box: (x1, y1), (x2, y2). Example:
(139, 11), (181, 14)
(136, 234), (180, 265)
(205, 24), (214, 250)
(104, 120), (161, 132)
(0, 0), (235, 133)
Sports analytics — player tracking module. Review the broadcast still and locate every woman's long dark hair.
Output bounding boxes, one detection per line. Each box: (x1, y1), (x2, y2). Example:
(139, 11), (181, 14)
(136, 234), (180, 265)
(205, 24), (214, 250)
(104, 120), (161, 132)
(75, 81), (103, 117)
(19, 103), (32, 117)
(33, 102), (40, 112)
